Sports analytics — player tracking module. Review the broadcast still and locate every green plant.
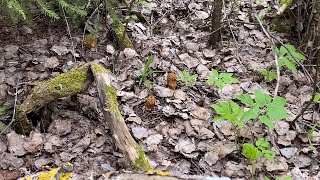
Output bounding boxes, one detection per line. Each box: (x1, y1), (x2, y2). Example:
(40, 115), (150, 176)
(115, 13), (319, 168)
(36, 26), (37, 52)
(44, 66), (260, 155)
(206, 69), (240, 89)
(275, 44), (306, 73)
(259, 69), (277, 82)
(139, 54), (154, 86)
(236, 90), (287, 129)
(177, 71), (197, 86)
(125, 14), (138, 20)
(0, 105), (5, 117)
(313, 93), (320, 103)
(211, 100), (244, 146)
(266, 176), (292, 180)
(211, 100), (245, 128)
(242, 138), (276, 179)
(308, 124), (317, 150)
(1, 0), (87, 22)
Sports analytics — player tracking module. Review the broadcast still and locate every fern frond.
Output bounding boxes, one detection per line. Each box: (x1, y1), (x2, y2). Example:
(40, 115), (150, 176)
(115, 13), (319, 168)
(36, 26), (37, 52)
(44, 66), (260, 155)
(57, 0), (87, 16)
(35, 0), (59, 19)
(6, 0), (26, 19)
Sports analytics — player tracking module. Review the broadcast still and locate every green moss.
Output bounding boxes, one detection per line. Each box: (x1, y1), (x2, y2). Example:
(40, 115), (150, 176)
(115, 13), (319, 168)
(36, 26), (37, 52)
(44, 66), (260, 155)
(270, 17), (294, 33)
(91, 63), (107, 74)
(106, 0), (133, 48)
(45, 65), (90, 96)
(104, 85), (125, 122)
(132, 145), (152, 171)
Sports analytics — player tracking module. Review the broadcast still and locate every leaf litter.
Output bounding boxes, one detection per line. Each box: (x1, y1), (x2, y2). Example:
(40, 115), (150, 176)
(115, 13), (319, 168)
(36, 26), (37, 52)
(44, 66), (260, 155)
(0, 0), (319, 179)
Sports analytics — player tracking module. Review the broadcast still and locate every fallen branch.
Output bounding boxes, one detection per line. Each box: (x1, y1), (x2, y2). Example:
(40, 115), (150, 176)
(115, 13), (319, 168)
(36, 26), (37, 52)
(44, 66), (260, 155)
(13, 62), (152, 171)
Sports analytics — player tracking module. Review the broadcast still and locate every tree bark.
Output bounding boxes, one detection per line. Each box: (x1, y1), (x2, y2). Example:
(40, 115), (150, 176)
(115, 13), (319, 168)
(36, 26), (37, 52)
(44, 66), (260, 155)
(208, 0), (223, 47)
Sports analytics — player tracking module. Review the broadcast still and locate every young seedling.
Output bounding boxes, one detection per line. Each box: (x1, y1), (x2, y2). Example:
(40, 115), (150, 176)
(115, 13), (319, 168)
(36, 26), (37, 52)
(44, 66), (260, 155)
(139, 54), (154, 86)
(275, 44), (306, 73)
(0, 105), (5, 117)
(313, 93), (320, 103)
(177, 71), (197, 86)
(236, 90), (287, 129)
(211, 100), (244, 146)
(242, 138), (276, 179)
(206, 69), (240, 89)
(308, 124), (317, 151)
(259, 69), (277, 82)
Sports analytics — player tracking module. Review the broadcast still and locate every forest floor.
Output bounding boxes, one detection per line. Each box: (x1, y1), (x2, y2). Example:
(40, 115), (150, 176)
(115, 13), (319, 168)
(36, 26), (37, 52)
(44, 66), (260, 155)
(0, 0), (319, 180)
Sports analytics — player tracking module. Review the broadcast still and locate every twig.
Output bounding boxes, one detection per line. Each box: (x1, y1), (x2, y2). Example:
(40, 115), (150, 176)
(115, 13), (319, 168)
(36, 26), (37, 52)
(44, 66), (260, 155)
(224, 0), (246, 72)
(291, 49), (319, 124)
(253, 13), (280, 97)
(0, 81), (20, 135)
(62, 8), (76, 62)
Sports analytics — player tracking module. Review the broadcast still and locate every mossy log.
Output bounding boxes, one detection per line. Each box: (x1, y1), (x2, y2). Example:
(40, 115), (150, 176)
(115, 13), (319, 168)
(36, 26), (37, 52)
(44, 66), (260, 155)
(14, 62), (151, 171)
(106, 0), (134, 48)
(90, 63), (152, 171)
(15, 64), (93, 134)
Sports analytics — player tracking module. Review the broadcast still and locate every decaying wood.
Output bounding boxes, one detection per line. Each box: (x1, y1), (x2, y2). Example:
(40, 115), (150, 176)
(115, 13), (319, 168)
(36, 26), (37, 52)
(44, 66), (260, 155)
(90, 63), (152, 171)
(15, 63), (93, 134)
(14, 61), (151, 171)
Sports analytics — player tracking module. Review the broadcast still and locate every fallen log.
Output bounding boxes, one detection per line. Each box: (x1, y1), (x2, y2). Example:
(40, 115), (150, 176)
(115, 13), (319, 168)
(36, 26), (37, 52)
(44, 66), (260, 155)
(14, 62), (151, 171)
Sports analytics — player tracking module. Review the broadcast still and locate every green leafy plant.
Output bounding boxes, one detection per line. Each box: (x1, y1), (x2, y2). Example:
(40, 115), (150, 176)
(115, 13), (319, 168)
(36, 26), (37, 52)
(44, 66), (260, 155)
(236, 90), (287, 129)
(125, 14), (138, 20)
(139, 54), (154, 86)
(206, 69), (240, 89)
(313, 93), (320, 103)
(0, 105), (5, 117)
(242, 138), (276, 179)
(1, 0), (87, 22)
(275, 44), (306, 73)
(211, 100), (244, 146)
(177, 71), (198, 86)
(259, 69), (277, 82)
(211, 100), (244, 128)
(138, 0), (149, 5)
